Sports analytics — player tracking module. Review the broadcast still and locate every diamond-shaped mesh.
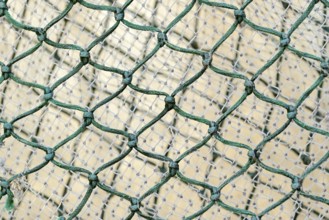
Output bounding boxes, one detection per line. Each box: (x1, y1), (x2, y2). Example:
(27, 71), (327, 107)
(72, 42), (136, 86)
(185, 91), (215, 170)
(0, 0), (328, 219)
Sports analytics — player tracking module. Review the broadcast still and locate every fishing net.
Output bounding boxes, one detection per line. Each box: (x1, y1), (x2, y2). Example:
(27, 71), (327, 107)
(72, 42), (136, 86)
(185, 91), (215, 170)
(0, 0), (328, 219)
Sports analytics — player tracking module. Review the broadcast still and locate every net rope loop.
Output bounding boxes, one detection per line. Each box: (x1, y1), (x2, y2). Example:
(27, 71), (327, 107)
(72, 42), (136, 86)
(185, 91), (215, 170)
(291, 177), (302, 191)
(44, 148), (55, 162)
(280, 33), (291, 47)
(88, 174), (99, 189)
(164, 95), (175, 110)
(210, 188), (220, 202)
(287, 105), (297, 120)
(114, 8), (125, 22)
(202, 52), (212, 67)
(248, 149), (259, 164)
(122, 70), (133, 85)
(157, 32), (168, 47)
(43, 87), (53, 102)
(0, 180), (14, 211)
(168, 161), (179, 177)
(129, 198), (140, 212)
(83, 111), (94, 126)
(127, 133), (138, 148)
(36, 28), (47, 42)
(1, 65), (11, 80)
(207, 121), (218, 135)
(244, 79), (254, 95)
(3, 123), (13, 138)
(321, 60), (329, 77)
(234, 9), (245, 24)
(80, 50), (90, 65)
(0, 0), (7, 17)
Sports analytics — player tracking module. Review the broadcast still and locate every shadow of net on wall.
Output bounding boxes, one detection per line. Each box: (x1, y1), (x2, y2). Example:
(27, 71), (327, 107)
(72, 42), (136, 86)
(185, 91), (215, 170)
(0, 0), (328, 219)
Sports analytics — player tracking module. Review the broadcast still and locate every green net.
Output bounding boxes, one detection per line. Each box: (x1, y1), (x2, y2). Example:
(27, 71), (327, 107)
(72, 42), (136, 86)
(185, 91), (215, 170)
(0, 0), (328, 219)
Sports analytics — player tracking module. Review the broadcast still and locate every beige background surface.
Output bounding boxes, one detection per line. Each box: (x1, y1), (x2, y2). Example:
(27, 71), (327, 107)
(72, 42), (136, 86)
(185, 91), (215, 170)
(0, 0), (328, 219)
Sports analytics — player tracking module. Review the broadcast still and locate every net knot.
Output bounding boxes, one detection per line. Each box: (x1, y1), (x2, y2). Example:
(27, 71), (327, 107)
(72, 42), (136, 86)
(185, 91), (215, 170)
(0, 181), (9, 198)
(83, 111), (94, 126)
(36, 28), (47, 42)
(130, 198), (140, 212)
(157, 32), (167, 47)
(202, 52), (212, 67)
(164, 96), (175, 110)
(287, 105), (297, 119)
(80, 50), (90, 65)
(115, 8), (124, 21)
(45, 148), (55, 161)
(128, 133), (137, 148)
(210, 188), (220, 201)
(291, 177), (302, 190)
(244, 79), (254, 95)
(3, 122), (13, 137)
(0, 180), (9, 190)
(1, 65), (12, 80)
(122, 70), (133, 85)
(300, 153), (311, 165)
(280, 33), (290, 47)
(43, 87), (53, 101)
(70, 0), (79, 4)
(88, 173), (98, 188)
(248, 150), (259, 164)
(168, 161), (179, 176)
(207, 122), (217, 135)
(234, 10), (245, 23)
(0, 1), (7, 17)
(320, 60), (329, 77)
